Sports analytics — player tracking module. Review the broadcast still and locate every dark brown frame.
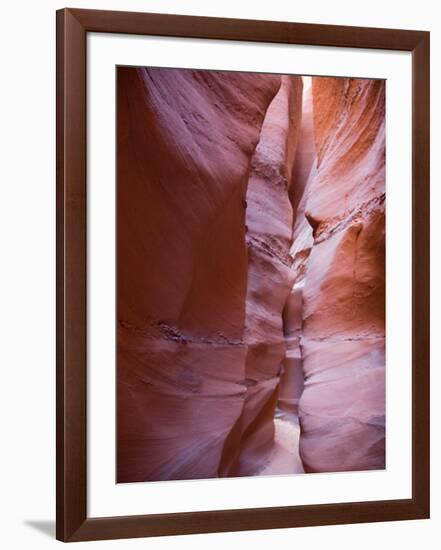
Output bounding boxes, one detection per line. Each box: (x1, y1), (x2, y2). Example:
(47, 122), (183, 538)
(56, 7), (430, 542)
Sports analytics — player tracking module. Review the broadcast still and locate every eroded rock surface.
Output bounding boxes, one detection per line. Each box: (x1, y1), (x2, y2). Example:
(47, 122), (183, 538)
(117, 67), (280, 482)
(297, 78), (386, 473)
(279, 80), (316, 415)
(234, 76), (303, 476)
(117, 69), (386, 481)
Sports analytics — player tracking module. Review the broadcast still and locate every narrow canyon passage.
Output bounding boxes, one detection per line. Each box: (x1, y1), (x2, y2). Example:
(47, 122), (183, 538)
(255, 77), (315, 477)
(117, 68), (385, 483)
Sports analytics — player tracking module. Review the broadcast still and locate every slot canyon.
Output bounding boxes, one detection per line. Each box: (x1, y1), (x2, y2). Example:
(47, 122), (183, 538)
(117, 67), (385, 483)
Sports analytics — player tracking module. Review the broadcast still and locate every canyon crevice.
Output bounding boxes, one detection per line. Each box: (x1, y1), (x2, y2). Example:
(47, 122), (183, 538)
(231, 75), (303, 476)
(117, 68), (386, 482)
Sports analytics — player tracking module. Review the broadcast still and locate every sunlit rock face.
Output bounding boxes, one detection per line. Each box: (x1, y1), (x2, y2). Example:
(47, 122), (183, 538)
(279, 80), (316, 415)
(232, 76), (303, 476)
(290, 78), (317, 218)
(297, 77), (386, 473)
(117, 67), (280, 482)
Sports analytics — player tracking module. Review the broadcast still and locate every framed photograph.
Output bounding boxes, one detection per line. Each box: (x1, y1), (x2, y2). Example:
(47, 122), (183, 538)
(56, 8), (430, 542)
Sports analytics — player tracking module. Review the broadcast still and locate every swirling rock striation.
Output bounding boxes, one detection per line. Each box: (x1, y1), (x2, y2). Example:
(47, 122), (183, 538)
(231, 76), (303, 476)
(117, 69), (386, 481)
(296, 77), (386, 473)
(279, 79), (316, 415)
(117, 67), (280, 482)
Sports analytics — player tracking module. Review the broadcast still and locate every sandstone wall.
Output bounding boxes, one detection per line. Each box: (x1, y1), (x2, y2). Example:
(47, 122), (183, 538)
(296, 78), (386, 472)
(233, 76), (303, 475)
(117, 69), (385, 481)
(117, 67), (280, 482)
(279, 81), (316, 415)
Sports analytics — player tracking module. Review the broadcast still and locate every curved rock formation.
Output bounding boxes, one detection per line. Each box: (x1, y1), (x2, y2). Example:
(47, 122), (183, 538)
(279, 79), (316, 415)
(234, 76), (303, 476)
(297, 77), (386, 473)
(289, 77), (317, 217)
(117, 68), (386, 482)
(117, 67), (280, 482)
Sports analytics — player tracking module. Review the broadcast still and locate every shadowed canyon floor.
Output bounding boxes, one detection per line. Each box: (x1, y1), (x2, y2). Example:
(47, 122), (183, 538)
(117, 68), (385, 482)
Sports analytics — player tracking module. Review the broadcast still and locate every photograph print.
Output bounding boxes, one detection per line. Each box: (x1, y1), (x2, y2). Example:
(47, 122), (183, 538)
(116, 67), (385, 483)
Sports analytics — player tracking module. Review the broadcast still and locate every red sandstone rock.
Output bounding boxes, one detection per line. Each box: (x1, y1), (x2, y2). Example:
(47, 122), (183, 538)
(299, 338), (385, 472)
(117, 67), (280, 482)
(117, 69), (386, 481)
(279, 285), (304, 414)
(297, 77), (386, 473)
(290, 78), (317, 218)
(279, 80), (316, 415)
(235, 76), (303, 476)
(306, 78), (385, 228)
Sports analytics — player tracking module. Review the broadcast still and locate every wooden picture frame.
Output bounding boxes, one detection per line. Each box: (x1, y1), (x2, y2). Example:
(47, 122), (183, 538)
(56, 7), (430, 542)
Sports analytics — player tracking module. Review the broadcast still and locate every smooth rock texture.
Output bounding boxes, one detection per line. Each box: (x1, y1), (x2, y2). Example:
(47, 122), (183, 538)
(117, 69), (386, 482)
(117, 67), (280, 482)
(297, 77), (386, 473)
(279, 79), (316, 415)
(225, 75), (303, 476)
(258, 415), (304, 476)
(278, 285), (304, 414)
(289, 77), (317, 218)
